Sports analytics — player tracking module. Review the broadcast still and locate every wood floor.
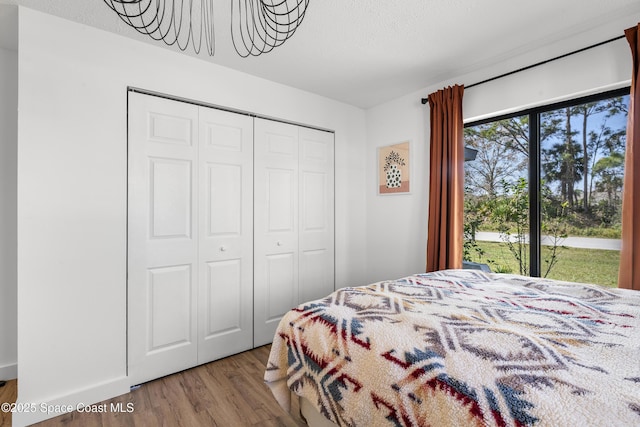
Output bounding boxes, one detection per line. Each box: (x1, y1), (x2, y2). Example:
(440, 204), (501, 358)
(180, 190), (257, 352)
(0, 379), (18, 427)
(0, 345), (305, 427)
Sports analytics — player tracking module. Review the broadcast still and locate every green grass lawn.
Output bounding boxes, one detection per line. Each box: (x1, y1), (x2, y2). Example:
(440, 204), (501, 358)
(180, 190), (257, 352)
(468, 241), (620, 288)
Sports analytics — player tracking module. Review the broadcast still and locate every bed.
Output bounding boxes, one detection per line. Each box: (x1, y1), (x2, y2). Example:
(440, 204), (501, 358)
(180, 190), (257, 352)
(264, 269), (640, 427)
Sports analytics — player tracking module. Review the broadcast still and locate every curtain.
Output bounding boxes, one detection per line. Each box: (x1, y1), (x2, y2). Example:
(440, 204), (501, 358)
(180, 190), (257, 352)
(426, 85), (465, 272)
(619, 24), (640, 291)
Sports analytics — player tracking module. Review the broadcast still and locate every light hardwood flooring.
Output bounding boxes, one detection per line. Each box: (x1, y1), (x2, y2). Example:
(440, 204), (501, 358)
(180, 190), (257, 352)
(0, 379), (17, 427)
(0, 345), (305, 427)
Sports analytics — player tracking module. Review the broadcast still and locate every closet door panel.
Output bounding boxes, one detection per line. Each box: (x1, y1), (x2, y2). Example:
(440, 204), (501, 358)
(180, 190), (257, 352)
(147, 265), (193, 350)
(299, 249), (331, 303)
(149, 158), (192, 238)
(204, 259), (242, 333)
(128, 93), (199, 386)
(254, 118), (299, 346)
(299, 128), (335, 305)
(266, 253), (297, 320)
(207, 163), (242, 234)
(267, 169), (295, 232)
(198, 107), (253, 363)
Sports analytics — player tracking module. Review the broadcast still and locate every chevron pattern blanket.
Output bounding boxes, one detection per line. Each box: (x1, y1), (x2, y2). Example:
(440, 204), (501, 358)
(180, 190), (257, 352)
(264, 269), (640, 427)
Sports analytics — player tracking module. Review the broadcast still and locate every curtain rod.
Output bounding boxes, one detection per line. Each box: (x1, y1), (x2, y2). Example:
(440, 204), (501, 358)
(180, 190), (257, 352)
(420, 34), (625, 105)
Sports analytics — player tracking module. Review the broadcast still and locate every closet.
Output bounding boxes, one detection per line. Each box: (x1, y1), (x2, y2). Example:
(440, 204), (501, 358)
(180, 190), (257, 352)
(127, 91), (334, 385)
(253, 118), (335, 346)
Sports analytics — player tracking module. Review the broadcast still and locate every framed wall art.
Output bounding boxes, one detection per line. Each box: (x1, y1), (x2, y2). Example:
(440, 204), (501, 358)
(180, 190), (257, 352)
(378, 141), (410, 195)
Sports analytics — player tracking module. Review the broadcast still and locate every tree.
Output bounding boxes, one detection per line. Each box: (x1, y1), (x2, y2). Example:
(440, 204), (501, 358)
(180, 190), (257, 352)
(593, 152), (625, 225)
(587, 123), (624, 203)
(540, 185), (568, 278)
(542, 107), (583, 208)
(487, 178), (568, 277)
(494, 116), (530, 158)
(495, 114), (563, 157)
(463, 195), (491, 263)
(573, 101), (608, 210)
(492, 178), (530, 275)
(464, 125), (525, 197)
(571, 98), (626, 212)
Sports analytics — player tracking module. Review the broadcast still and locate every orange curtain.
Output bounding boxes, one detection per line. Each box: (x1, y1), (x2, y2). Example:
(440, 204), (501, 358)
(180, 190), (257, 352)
(426, 85), (465, 272)
(619, 24), (640, 290)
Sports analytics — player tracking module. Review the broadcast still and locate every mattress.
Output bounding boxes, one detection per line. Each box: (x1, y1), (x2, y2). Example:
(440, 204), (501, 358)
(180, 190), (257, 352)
(264, 269), (640, 426)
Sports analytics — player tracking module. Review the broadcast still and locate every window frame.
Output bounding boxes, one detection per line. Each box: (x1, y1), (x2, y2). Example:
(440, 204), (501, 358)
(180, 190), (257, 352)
(463, 86), (630, 277)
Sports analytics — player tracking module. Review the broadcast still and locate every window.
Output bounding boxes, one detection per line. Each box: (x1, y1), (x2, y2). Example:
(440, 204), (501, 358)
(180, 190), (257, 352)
(463, 88), (629, 287)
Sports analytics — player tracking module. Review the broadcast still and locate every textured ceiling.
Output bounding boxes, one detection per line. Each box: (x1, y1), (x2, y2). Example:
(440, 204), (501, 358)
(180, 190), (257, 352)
(2, 0), (640, 108)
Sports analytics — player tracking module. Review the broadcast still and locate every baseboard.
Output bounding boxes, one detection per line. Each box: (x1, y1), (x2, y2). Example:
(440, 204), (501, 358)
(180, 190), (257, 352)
(0, 362), (17, 381)
(11, 376), (130, 427)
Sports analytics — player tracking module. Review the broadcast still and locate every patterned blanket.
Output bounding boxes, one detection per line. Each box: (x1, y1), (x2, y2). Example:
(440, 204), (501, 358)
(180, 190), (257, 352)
(264, 269), (640, 427)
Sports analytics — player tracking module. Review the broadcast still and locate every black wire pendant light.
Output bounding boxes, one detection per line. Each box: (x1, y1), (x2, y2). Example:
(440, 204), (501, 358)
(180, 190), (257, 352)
(231, 0), (310, 57)
(103, 0), (216, 55)
(102, 0), (310, 57)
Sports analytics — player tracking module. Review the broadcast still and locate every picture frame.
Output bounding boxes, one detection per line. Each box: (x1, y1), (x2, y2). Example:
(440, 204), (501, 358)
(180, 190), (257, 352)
(378, 141), (410, 195)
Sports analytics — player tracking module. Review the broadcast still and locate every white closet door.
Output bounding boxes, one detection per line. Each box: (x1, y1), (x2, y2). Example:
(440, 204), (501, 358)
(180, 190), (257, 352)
(254, 118), (299, 347)
(128, 93), (199, 385)
(197, 107), (253, 363)
(299, 128), (334, 303)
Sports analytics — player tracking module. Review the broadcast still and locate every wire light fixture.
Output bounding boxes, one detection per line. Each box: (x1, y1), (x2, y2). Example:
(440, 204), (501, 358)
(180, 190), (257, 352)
(102, 0), (310, 57)
(103, 0), (215, 55)
(231, 0), (310, 57)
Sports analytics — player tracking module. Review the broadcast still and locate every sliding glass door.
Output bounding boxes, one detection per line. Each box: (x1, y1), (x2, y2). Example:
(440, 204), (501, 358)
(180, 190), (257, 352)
(463, 88), (629, 287)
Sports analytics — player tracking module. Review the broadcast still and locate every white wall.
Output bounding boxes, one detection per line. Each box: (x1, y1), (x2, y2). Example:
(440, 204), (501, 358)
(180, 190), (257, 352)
(15, 7), (367, 426)
(364, 21), (636, 284)
(0, 46), (18, 381)
(464, 38), (632, 122)
(365, 97), (430, 282)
